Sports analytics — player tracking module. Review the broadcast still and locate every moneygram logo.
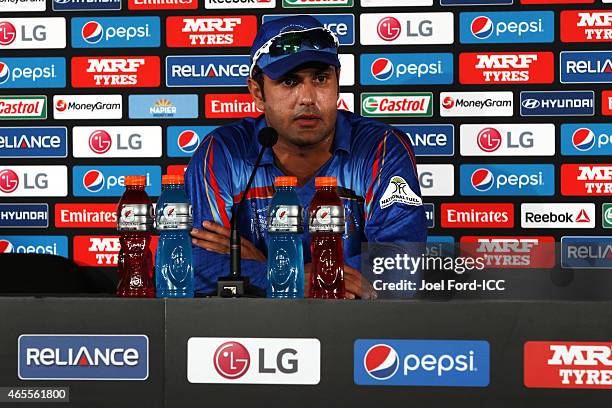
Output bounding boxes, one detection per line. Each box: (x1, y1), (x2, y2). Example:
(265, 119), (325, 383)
(18, 335), (148, 380)
(71, 56), (160, 88)
(72, 17), (160, 48)
(460, 11), (554, 44)
(461, 164), (554, 196)
(53, 95), (122, 120)
(187, 338), (321, 384)
(166, 16), (257, 48)
(460, 124), (555, 156)
(2, 0), (46, 12)
(360, 13), (454, 45)
(441, 203), (514, 228)
(167, 126), (216, 157)
(73, 127), (161, 158)
(0, 58), (65, 89)
(73, 166), (161, 197)
(262, 14), (353, 45)
(396, 124), (454, 156)
(560, 51), (612, 84)
(561, 11), (612, 43)
(166, 55), (250, 87)
(0, 235), (67, 256)
(0, 166), (67, 197)
(361, 93), (433, 117)
(525, 341), (612, 389)
(521, 203), (595, 229)
(520, 91), (594, 117)
(0, 18), (65, 49)
(53, 0), (121, 11)
(561, 164), (612, 196)
(354, 339), (489, 386)
(361, 53), (453, 85)
(0, 127), (67, 158)
(0, 96), (47, 120)
(205, 94), (262, 119)
(460, 52), (554, 84)
(440, 92), (513, 117)
(561, 124), (612, 155)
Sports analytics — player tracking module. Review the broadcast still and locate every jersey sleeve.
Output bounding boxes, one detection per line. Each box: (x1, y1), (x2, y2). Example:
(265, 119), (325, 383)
(362, 127), (427, 243)
(184, 133), (267, 295)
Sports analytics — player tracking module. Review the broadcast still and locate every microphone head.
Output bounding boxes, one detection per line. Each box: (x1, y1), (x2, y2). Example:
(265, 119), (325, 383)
(258, 127), (278, 148)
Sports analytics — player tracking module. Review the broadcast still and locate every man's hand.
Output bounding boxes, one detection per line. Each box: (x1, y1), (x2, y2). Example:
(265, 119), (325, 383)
(191, 220), (266, 262)
(305, 263), (377, 300)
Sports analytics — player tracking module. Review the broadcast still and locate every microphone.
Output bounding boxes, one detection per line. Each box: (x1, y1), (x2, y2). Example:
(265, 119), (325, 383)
(217, 127), (278, 297)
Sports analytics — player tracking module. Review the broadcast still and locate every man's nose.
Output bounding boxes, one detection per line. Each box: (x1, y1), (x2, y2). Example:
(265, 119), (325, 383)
(298, 81), (316, 105)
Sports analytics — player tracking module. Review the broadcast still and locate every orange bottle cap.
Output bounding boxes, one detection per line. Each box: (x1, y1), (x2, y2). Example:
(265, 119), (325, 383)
(124, 175), (146, 186)
(275, 176), (297, 187)
(162, 174), (184, 185)
(315, 176), (337, 187)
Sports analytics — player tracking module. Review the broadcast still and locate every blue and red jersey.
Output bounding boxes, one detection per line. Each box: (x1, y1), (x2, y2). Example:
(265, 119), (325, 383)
(185, 110), (427, 295)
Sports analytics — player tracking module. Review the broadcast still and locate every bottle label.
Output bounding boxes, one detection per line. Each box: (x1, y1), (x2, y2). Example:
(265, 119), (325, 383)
(118, 204), (154, 231)
(267, 205), (303, 233)
(309, 205), (345, 233)
(157, 203), (193, 230)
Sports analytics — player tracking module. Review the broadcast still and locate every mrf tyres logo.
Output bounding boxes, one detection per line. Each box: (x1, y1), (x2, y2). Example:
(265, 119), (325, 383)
(18, 335), (148, 380)
(71, 56), (160, 88)
(166, 16), (257, 47)
(560, 11), (612, 42)
(525, 341), (612, 389)
(561, 164), (612, 196)
(460, 52), (554, 84)
(354, 339), (490, 386)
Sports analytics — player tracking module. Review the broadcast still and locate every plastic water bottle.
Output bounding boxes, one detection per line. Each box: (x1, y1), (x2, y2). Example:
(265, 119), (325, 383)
(309, 176), (345, 299)
(117, 175), (154, 298)
(266, 176), (304, 298)
(155, 174), (194, 298)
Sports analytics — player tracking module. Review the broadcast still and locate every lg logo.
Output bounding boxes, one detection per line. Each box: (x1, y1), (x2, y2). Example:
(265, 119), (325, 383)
(212, 341), (299, 380)
(377, 17), (401, 41)
(0, 22), (16, 45)
(0, 169), (19, 193)
(88, 130), (143, 154)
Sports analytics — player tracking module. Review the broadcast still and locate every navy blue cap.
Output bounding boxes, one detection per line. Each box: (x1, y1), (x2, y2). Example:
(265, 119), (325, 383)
(250, 15), (340, 80)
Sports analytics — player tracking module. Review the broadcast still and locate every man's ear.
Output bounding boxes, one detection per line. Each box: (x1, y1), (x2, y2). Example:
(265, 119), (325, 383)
(247, 77), (265, 111)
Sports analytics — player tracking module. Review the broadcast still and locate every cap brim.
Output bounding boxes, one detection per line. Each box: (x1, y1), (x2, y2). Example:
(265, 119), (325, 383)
(261, 50), (340, 80)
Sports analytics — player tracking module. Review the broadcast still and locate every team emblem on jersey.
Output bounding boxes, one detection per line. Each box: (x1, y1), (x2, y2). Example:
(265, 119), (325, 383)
(379, 175), (422, 209)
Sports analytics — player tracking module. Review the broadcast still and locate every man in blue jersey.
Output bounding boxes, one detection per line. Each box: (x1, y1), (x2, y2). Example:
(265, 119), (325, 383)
(186, 15), (427, 298)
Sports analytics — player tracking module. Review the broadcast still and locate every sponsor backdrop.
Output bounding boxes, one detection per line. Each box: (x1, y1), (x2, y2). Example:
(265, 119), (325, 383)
(0, 0), (610, 274)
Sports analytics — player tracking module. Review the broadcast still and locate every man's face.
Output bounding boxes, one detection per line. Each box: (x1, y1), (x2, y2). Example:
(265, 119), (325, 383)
(248, 65), (339, 148)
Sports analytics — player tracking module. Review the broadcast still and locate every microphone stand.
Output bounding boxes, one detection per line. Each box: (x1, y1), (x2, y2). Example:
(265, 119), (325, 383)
(217, 127), (277, 297)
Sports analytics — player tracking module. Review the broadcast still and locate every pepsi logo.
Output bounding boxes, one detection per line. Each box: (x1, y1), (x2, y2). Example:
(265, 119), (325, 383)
(55, 99), (67, 112)
(81, 21), (104, 44)
(363, 344), (399, 381)
(83, 169), (104, 193)
(371, 58), (394, 81)
(471, 168), (494, 192)
(471, 16), (493, 40)
(0, 21), (17, 46)
(213, 341), (250, 380)
(572, 128), (596, 151)
(89, 130), (112, 154)
(177, 130), (200, 154)
(0, 239), (14, 253)
(0, 169), (19, 193)
(476, 127), (503, 152)
(377, 17), (401, 42)
(0, 61), (9, 85)
(442, 96), (455, 109)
